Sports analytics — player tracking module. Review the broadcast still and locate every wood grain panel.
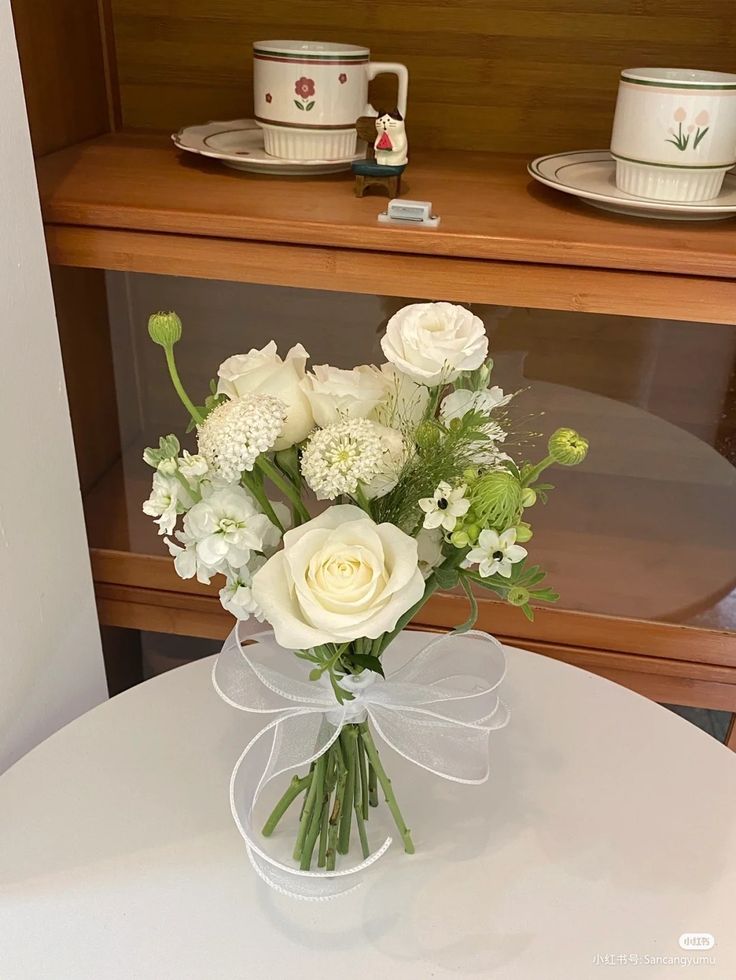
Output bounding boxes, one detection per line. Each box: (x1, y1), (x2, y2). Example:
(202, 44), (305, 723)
(109, 0), (736, 152)
(10, 0), (111, 155)
(46, 224), (736, 326)
(36, 135), (736, 279)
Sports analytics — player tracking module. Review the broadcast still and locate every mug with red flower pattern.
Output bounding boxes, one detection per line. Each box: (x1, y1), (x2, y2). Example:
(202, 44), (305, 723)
(610, 67), (736, 202)
(253, 40), (408, 161)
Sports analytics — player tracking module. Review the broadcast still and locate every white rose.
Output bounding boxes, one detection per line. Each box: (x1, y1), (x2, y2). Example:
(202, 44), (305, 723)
(362, 424), (407, 500)
(252, 504), (425, 649)
(381, 303), (488, 386)
(301, 364), (390, 428)
(216, 341), (314, 450)
(374, 364), (430, 429)
(440, 386), (512, 422)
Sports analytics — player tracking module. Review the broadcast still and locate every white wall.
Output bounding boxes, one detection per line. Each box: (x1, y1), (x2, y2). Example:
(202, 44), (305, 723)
(0, 0), (107, 772)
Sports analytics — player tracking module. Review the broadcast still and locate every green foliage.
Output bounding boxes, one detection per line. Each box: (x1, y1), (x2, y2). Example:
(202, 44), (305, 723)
(374, 409), (494, 531)
(461, 559), (559, 622)
(143, 434), (180, 468)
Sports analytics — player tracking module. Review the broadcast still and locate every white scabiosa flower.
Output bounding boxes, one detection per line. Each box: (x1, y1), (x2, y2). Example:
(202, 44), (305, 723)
(466, 528), (527, 579)
(301, 417), (384, 500)
(418, 482), (470, 532)
(197, 394), (286, 482)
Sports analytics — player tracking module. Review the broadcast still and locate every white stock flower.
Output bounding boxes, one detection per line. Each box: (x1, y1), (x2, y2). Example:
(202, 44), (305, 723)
(301, 417), (383, 500)
(177, 450), (209, 484)
(419, 482), (470, 532)
(440, 386), (513, 423)
(219, 556), (267, 621)
(216, 342), (314, 449)
(362, 424), (407, 501)
(381, 303), (488, 386)
(142, 470), (192, 536)
(252, 505), (425, 649)
(197, 394), (285, 482)
(416, 527), (445, 579)
(374, 364), (430, 429)
(301, 364), (390, 428)
(182, 486), (276, 569)
(467, 528), (527, 579)
(164, 533), (223, 585)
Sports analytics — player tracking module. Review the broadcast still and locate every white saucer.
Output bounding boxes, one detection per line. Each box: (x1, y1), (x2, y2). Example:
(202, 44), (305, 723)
(172, 119), (364, 175)
(528, 150), (736, 220)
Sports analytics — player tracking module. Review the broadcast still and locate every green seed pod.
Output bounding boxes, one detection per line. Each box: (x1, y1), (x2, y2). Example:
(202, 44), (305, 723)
(450, 529), (470, 548)
(514, 523), (533, 543)
(507, 586), (530, 607)
(148, 311), (182, 348)
(548, 427), (589, 466)
(521, 487), (537, 508)
(464, 522), (481, 544)
(470, 470), (523, 531)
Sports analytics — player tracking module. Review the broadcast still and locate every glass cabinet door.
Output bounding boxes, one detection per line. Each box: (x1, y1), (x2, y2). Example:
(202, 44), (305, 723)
(77, 270), (736, 646)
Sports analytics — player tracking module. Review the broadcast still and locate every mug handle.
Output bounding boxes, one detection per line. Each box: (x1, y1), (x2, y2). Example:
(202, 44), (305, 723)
(366, 62), (409, 117)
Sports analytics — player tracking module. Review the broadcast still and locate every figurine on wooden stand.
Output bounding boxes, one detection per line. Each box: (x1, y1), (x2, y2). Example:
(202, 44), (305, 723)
(352, 109), (408, 198)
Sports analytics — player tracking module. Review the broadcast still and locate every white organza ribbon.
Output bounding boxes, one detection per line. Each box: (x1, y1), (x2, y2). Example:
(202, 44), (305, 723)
(212, 624), (510, 900)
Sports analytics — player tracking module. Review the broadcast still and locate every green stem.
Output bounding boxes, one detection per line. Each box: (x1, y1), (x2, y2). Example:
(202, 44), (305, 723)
(299, 752), (327, 870)
(338, 728), (357, 854)
(256, 456), (311, 524)
(359, 722), (415, 854)
(352, 483), (374, 518)
(521, 454), (555, 488)
(164, 346), (203, 425)
(327, 755), (347, 871)
(368, 760), (378, 807)
(293, 760), (321, 861)
(358, 736), (369, 820)
(261, 773), (311, 837)
(241, 470), (284, 533)
(354, 798), (370, 859)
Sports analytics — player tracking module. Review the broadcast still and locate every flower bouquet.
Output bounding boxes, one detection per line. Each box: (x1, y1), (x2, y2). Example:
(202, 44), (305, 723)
(143, 302), (588, 896)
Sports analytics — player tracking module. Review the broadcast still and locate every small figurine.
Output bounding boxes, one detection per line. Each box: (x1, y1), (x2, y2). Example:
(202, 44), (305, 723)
(374, 110), (408, 166)
(352, 108), (408, 198)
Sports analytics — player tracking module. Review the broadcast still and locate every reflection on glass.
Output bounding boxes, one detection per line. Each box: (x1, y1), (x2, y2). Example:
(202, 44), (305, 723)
(86, 272), (736, 633)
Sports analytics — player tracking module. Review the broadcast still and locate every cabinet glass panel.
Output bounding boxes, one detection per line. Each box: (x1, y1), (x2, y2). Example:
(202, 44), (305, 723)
(88, 271), (736, 634)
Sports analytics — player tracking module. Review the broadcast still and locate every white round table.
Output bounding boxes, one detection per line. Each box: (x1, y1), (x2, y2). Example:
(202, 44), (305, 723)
(1, 632), (735, 979)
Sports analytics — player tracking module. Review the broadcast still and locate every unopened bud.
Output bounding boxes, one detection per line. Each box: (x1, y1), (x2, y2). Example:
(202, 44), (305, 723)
(548, 427), (588, 466)
(521, 487), (537, 508)
(148, 311), (182, 348)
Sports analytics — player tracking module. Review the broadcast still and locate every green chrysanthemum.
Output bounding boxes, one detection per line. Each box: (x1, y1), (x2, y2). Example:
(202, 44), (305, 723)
(470, 470), (523, 530)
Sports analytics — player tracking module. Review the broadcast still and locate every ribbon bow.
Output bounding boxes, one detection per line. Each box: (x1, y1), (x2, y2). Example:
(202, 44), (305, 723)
(213, 624), (510, 900)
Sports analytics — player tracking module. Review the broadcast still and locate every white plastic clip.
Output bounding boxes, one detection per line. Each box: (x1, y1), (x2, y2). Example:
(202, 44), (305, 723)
(378, 199), (441, 228)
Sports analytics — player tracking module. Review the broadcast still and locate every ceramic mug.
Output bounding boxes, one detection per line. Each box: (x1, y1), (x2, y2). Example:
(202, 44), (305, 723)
(610, 67), (736, 202)
(253, 40), (409, 161)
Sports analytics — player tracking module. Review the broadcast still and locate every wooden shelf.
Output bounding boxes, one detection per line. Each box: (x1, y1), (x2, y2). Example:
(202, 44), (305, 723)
(37, 133), (736, 280)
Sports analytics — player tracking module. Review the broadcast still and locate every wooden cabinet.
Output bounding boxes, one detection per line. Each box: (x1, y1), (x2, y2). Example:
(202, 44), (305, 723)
(11, 0), (736, 729)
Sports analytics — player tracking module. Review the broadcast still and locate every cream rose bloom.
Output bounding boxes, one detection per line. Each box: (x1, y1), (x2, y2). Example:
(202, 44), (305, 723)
(252, 505), (425, 649)
(301, 364), (390, 428)
(381, 302), (488, 386)
(216, 341), (314, 450)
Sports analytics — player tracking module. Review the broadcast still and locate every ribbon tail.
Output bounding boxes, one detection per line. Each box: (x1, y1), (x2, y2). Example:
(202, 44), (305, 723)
(230, 711), (392, 900)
